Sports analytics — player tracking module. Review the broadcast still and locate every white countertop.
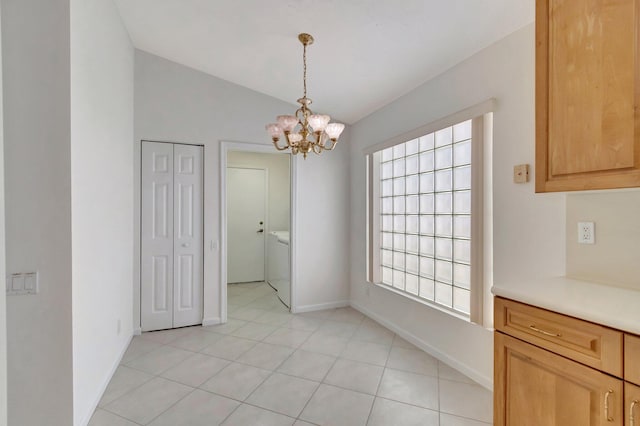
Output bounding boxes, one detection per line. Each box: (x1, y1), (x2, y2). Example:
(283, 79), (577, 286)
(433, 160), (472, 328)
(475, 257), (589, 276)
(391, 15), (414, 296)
(492, 277), (640, 335)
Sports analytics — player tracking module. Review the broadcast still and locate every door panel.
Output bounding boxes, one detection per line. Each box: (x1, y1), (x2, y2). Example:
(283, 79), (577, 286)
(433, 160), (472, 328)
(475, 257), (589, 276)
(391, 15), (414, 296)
(495, 332), (624, 426)
(227, 167), (266, 283)
(173, 144), (203, 327)
(142, 142), (174, 331)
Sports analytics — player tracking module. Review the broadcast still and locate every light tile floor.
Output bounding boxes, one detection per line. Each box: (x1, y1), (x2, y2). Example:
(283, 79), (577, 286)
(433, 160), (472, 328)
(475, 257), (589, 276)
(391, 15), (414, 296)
(90, 282), (492, 425)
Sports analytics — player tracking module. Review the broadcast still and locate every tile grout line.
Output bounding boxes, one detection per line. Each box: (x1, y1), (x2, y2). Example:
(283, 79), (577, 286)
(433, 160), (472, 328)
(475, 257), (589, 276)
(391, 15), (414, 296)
(97, 284), (488, 425)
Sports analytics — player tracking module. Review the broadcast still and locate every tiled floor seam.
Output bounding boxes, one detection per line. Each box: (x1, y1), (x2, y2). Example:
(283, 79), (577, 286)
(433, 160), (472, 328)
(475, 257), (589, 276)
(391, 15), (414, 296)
(293, 343), (345, 424)
(97, 407), (145, 426)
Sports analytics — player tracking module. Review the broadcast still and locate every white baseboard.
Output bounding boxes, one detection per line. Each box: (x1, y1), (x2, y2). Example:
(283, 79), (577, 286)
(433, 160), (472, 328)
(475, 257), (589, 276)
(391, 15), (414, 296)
(350, 301), (492, 391)
(79, 333), (134, 425)
(133, 327), (141, 336)
(293, 300), (349, 314)
(202, 317), (222, 327)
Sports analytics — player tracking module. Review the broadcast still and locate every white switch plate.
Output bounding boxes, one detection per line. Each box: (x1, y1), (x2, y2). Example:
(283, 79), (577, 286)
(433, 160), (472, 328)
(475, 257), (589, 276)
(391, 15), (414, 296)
(7, 272), (38, 295)
(578, 222), (595, 244)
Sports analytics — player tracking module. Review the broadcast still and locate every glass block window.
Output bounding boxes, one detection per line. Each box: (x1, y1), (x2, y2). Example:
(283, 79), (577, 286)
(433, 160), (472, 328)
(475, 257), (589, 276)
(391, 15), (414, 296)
(378, 120), (474, 317)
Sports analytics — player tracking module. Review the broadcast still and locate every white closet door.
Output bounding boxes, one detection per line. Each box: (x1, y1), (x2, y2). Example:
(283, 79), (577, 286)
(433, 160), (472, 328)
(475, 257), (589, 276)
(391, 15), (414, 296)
(173, 144), (203, 327)
(141, 142), (174, 331)
(141, 142), (203, 331)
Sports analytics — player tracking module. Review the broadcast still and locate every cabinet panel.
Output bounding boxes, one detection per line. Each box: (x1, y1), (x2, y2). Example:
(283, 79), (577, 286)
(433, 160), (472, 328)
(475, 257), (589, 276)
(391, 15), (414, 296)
(495, 332), (624, 426)
(495, 297), (623, 376)
(626, 382), (640, 426)
(536, 0), (640, 192)
(626, 334), (640, 386)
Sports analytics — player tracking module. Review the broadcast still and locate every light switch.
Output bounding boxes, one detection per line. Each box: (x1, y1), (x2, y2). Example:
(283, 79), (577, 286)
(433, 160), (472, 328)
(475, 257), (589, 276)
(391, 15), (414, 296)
(7, 272), (38, 295)
(24, 273), (38, 294)
(10, 274), (24, 292)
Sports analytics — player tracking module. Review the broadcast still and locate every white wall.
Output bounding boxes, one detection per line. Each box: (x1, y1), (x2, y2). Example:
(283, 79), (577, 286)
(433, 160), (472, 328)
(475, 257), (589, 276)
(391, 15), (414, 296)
(227, 151), (290, 233)
(566, 190), (640, 290)
(70, 0), (134, 424)
(134, 51), (350, 325)
(348, 24), (566, 388)
(0, 3), (7, 423)
(2, 0), (74, 424)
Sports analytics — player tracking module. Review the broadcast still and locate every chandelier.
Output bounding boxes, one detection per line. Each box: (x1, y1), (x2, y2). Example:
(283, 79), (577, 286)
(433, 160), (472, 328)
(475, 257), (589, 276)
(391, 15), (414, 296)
(265, 33), (345, 159)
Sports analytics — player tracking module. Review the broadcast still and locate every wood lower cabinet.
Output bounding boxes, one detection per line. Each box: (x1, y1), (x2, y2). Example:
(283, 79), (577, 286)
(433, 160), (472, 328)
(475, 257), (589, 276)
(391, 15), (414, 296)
(626, 334), (640, 386)
(625, 382), (640, 426)
(495, 332), (623, 425)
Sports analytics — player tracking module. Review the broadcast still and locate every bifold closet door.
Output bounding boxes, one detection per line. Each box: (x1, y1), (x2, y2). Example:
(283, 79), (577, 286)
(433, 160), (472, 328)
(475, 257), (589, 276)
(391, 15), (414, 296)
(141, 142), (203, 331)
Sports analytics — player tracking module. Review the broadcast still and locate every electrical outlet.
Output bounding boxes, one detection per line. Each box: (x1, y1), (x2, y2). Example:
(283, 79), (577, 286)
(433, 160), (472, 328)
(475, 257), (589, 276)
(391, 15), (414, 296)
(578, 222), (595, 244)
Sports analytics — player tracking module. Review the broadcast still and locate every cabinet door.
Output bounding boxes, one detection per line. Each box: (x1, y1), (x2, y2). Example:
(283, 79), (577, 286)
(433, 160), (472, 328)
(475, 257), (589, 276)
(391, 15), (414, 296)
(495, 332), (623, 425)
(626, 382), (640, 426)
(626, 334), (640, 386)
(536, 0), (640, 192)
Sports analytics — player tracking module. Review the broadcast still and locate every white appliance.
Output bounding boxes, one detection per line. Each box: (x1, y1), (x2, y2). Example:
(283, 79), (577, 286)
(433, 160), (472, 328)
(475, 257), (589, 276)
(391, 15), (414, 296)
(267, 231), (290, 308)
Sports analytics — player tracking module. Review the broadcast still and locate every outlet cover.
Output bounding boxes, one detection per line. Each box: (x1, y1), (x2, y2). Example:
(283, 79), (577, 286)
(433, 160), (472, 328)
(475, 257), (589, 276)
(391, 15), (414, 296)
(578, 222), (595, 244)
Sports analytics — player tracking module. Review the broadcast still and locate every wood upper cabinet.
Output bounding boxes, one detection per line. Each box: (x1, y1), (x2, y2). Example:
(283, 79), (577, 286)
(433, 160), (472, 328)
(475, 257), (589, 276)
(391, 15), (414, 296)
(536, 0), (640, 192)
(495, 332), (624, 426)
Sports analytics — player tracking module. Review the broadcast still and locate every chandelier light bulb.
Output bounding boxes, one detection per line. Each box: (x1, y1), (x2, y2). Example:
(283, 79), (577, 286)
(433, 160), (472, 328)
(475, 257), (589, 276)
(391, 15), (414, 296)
(325, 123), (345, 140)
(308, 114), (331, 132)
(265, 33), (345, 159)
(276, 115), (298, 133)
(288, 133), (303, 143)
(265, 123), (282, 139)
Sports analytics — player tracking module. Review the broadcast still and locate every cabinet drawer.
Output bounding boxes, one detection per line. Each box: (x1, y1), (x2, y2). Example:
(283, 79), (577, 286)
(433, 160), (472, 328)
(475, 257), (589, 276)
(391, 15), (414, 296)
(495, 297), (623, 377)
(625, 334), (640, 386)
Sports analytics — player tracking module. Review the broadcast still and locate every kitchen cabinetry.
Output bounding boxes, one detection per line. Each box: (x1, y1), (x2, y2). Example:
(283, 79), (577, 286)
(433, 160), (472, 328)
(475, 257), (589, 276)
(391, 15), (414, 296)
(626, 334), (640, 385)
(495, 332), (622, 425)
(495, 297), (640, 425)
(625, 383), (640, 426)
(535, 0), (640, 192)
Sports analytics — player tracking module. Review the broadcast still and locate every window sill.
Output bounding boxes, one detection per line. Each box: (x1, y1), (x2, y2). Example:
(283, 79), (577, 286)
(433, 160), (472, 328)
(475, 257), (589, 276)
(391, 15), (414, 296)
(371, 281), (472, 323)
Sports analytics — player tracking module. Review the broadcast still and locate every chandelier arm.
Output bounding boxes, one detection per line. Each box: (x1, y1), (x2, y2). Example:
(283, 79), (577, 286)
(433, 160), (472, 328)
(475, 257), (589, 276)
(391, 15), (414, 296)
(272, 139), (291, 151)
(311, 143), (323, 155)
(322, 139), (339, 151)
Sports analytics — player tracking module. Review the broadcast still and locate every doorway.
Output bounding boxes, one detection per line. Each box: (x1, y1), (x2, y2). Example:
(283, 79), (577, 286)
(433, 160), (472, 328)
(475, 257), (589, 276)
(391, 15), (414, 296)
(140, 141), (204, 331)
(221, 143), (295, 320)
(227, 167), (267, 283)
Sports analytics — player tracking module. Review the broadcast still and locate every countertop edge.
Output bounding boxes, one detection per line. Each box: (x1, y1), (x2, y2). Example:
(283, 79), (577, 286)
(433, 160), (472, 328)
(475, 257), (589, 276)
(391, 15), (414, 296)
(492, 277), (640, 335)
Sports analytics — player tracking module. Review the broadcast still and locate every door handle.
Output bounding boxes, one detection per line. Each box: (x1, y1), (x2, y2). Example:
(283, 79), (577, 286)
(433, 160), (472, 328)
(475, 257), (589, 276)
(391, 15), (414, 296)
(182, 243), (190, 247)
(604, 389), (614, 422)
(257, 229), (264, 233)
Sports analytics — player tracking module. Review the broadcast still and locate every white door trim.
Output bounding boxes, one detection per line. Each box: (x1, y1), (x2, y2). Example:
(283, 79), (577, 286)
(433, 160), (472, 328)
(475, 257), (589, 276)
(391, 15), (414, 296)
(226, 165), (269, 283)
(220, 142), (297, 321)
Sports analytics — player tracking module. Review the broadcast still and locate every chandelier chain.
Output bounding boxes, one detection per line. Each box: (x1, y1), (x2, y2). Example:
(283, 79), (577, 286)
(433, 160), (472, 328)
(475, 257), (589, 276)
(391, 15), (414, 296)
(303, 42), (307, 100)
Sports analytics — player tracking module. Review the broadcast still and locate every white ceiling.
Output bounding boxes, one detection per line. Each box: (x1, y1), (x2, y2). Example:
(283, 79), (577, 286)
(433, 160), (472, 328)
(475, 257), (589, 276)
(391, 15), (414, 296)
(114, 0), (534, 124)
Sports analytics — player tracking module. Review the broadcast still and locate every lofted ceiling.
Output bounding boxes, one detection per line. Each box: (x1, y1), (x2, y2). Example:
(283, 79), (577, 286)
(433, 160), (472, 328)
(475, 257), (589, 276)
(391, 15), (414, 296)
(114, 0), (534, 124)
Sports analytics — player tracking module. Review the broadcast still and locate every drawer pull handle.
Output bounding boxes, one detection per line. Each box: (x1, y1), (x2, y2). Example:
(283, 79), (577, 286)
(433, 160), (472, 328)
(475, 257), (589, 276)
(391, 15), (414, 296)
(529, 325), (561, 337)
(631, 399), (638, 426)
(604, 390), (614, 422)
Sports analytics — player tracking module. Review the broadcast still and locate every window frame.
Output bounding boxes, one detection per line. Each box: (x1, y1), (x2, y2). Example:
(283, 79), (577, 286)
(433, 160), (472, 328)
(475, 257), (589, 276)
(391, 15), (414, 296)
(365, 100), (494, 325)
